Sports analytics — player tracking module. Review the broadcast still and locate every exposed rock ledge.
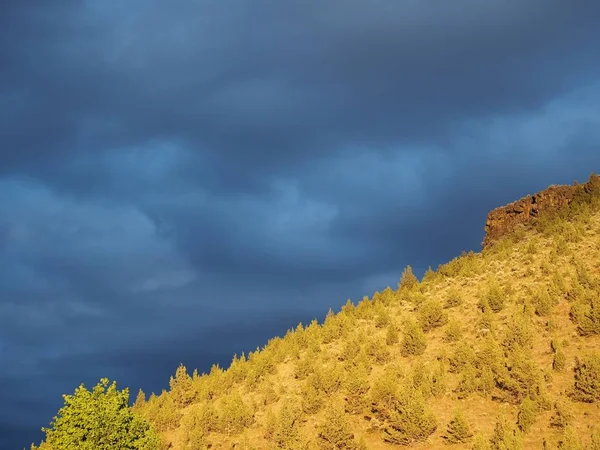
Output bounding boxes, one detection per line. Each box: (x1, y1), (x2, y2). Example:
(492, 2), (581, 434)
(482, 174), (600, 248)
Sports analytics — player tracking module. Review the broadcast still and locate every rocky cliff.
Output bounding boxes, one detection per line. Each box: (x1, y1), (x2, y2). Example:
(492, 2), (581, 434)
(483, 174), (600, 248)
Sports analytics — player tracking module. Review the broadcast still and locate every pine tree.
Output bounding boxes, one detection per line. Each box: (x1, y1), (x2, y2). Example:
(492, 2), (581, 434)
(301, 382), (322, 415)
(400, 319), (427, 357)
(553, 347), (567, 372)
(381, 383), (437, 445)
(489, 416), (523, 450)
(385, 323), (399, 345)
(417, 299), (448, 332)
(577, 297), (600, 335)
(444, 409), (473, 444)
(443, 318), (463, 342)
(218, 391), (254, 436)
(170, 364), (195, 408)
(573, 354), (600, 402)
(133, 389), (146, 410)
(263, 407), (277, 441)
(398, 265), (418, 291)
(316, 403), (359, 449)
(343, 364), (370, 414)
(273, 400), (304, 450)
(471, 433), (492, 450)
(558, 425), (584, 450)
(550, 400), (573, 429)
(516, 397), (537, 434)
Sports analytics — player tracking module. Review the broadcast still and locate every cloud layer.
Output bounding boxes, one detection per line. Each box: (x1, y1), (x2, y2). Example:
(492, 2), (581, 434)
(1, 1), (600, 447)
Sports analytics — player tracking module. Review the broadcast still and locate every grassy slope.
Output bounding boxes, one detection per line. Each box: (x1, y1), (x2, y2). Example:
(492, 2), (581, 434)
(141, 192), (600, 450)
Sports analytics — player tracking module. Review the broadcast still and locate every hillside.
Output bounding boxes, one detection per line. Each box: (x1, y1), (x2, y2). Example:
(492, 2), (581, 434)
(32, 173), (600, 450)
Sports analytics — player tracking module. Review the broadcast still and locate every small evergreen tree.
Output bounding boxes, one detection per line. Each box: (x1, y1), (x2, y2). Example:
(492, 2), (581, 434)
(381, 383), (437, 445)
(443, 318), (463, 342)
(558, 425), (584, 450)
(489, 416), (523, 450)
(170, 364), (195, 408)
(577, 297), (600, 335)
(471, 433), (492, 450)
(301, 383), (322, 415)
(445, 287), (463, 308)
(573, 354), (600, 402)
(553, 347), (567, 372)
(483, 281), (505, 313)
(343, 364), (370, 414)
(400, 319), (427, 357)
(316, 403), (359, 449)
(417, 299), (448, 332)
(516, 397), (537, 434)
(133, 389), (146, 410)
(444, 409), (473, 444)
(217, 391), (254, 436)
(398, 265), (418, 291)
(273, 400), (304, 450)
(385, 323), (399, 345)
(550, 401), (573, 429)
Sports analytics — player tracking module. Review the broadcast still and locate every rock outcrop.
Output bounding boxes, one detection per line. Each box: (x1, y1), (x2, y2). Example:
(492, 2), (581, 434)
(482, 174), (600, 248)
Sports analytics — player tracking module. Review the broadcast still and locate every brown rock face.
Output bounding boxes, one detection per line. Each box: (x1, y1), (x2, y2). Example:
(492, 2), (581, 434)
(482, 174), (600, 248)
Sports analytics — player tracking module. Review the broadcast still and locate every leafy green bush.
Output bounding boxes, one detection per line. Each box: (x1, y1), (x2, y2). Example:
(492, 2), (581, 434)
(33, 378), (160, 450)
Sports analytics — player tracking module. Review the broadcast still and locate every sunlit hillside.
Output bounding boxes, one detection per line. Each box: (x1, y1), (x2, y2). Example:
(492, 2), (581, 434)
(32, 174), (600, 450)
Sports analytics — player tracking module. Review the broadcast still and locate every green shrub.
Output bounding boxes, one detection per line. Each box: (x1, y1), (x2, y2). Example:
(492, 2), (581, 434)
(316, 403), (360, 450)
(380, 383), (437, 446)
(417, 299), (449, 332)
(385, 323), (399, 345)
(573, 354), (600, 402)
(343, 364), (370, 414)
(481, 281), (505, 313)
(443, 318), (463, 342)
(445, 287), (463, 308)
(533, 289), (555, 316)
(577, 296), (600, 336)
(553, 348), (567, 372)
(471, 433), (492, 450)
(401, 319), (427, 357)
(449, 341), (477, 374)
(444, 409), (473, 444)
(34, 378), (160, 450)
(516, 397), (538, 433)
(398, 265), (418, 291)
(490, 416), (523, 450)
(550, 401), (573, 429)
(216, 391), (254, 436)
(558, 425), (584, 450)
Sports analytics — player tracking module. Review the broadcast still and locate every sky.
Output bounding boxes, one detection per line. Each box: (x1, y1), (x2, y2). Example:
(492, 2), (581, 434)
(1, 0), (600, 447)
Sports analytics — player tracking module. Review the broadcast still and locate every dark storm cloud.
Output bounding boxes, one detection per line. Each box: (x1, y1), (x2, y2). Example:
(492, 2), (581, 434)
(2, 1), (600, 448)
